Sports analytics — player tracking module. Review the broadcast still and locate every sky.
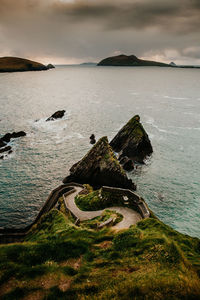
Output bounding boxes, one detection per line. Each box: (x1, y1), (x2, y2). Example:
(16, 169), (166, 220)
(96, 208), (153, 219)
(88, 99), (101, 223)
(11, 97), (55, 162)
(0, 0), (200, 64)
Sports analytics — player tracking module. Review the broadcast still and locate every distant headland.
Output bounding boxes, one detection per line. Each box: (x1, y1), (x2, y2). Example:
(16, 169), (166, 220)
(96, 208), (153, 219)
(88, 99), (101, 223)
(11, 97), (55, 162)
(98, 54), (200, 68)
(0, 57), (55, 73)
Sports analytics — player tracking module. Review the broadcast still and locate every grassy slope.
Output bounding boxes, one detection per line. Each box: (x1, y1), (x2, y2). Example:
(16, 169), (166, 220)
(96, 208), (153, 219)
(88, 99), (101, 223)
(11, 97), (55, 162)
(0, 57), (47, 72)
(0, 208), (199, 300)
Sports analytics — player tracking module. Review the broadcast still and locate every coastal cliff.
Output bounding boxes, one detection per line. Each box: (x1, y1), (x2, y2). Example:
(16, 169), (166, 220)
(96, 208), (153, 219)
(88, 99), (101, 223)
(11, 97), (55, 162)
(0, 57), (48, 72)
(0, 116), (199, 299)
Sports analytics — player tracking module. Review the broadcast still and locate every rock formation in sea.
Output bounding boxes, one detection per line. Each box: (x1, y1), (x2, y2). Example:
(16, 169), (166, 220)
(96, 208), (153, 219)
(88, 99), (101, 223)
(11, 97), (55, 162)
(98, 54), (170, 67)
(63, 136), (136, 190)
(46, 64), (55, 69)
(46, 110), (66, 121)
(110, 115), (153, 164)
(90, 134), (96, 144)
(0, 57), (48, 72)
(0, 131), (26, 159)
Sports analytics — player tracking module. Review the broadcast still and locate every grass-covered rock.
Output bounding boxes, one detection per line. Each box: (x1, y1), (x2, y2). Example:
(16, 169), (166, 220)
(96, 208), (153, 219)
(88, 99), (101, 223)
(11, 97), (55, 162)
(110, 115), (153, 163)
(63, 136), (136, 190)
(0, 208), (199, 299)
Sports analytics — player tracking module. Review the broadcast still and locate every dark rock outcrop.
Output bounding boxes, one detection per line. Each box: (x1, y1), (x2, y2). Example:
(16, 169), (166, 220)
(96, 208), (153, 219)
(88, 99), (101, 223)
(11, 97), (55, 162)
(98, 54), (170, 67)
(0, 131), (26, 159)
(46, 110), (66, 121)
(0, 57), (48, 73)
(0, 146), (11, 154)
(1, 131), (26, 143)
(110, 115), (153, 164)
(63, 136), (136, 190)
(119, 156), (134, 171)
(90, 134), (96, 144)
(0, 139), (6, 148)
(46, 64), (55, 69)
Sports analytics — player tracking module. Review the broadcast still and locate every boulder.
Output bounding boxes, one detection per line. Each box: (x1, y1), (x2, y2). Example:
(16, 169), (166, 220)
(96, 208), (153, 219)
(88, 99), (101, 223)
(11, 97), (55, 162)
(46, 110), (66, 121)
(63, 136), (136, 190)
(110, 115), (153, 163)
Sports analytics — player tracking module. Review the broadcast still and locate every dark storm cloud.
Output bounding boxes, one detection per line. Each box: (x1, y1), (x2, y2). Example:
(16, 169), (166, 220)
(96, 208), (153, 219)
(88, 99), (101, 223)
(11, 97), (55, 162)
(0, 0), (199, 63)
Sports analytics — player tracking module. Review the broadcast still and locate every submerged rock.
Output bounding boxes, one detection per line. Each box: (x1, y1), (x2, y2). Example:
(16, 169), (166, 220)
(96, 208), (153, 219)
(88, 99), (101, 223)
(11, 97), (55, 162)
(110, 115), (153, 163)
(63, 136), (136, 190)
(46, 110), (66, 121)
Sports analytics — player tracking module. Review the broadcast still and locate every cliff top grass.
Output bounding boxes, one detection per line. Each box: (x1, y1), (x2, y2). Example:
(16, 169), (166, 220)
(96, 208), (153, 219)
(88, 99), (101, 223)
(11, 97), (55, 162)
(0, 207), (200, 299)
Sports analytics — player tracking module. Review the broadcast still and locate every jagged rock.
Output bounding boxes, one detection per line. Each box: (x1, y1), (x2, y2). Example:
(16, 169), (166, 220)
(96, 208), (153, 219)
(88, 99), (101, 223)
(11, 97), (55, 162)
(46, 110), (66, 121)
(0, 146), (11, 154)
(0, 131), (26, 151)
(119, 156), (134, 171)
(1, 131), (26, 143)
(110, 115), (153, 163)
(63, 136), (136, 190)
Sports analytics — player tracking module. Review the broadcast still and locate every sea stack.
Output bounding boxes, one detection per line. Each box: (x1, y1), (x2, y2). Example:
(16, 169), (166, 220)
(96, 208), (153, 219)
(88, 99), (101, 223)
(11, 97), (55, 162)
(110, 115), (153, 164)
(63, 136), (136, 190)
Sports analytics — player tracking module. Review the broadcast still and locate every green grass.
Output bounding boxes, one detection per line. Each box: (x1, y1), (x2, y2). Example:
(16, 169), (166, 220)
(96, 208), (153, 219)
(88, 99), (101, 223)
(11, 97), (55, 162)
(75, 187), (124, 211)
(0, 209), (199, 299)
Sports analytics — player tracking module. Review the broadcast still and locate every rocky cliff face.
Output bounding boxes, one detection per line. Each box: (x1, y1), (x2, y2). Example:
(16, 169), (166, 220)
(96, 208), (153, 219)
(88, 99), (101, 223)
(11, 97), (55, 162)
(63, 136), (136, 190)
(98, 54), (170, 67)
(110, 115), (153, 163)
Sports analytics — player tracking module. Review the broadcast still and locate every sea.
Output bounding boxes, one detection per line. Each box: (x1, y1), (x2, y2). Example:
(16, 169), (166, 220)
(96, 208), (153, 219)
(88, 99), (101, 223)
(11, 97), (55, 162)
(0, 65), (200, 238)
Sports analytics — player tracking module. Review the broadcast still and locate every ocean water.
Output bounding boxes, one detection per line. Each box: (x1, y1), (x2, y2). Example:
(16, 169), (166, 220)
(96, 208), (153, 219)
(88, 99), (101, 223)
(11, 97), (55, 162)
(0, 66), (200, 237)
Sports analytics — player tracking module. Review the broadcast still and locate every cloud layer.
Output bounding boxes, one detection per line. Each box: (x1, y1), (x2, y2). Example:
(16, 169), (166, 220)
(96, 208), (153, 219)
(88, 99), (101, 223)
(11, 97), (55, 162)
(0, 0), (199, 64)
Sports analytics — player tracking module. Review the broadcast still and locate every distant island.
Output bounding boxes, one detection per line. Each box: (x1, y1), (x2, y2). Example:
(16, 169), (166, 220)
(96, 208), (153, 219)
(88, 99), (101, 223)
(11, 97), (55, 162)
(98, 54), (200, 68)
(0, 57), (55, 73)
(80, 62), (97, 66)
(98, 54), (170, 67)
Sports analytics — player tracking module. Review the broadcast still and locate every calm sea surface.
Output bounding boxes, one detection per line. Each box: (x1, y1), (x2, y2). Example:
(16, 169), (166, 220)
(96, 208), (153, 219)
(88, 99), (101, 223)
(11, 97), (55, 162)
(0, 66), (200, 237)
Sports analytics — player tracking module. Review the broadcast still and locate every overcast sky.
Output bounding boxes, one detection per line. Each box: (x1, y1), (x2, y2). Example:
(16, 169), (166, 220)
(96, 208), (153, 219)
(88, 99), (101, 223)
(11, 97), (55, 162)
(0, 0), (200, 64)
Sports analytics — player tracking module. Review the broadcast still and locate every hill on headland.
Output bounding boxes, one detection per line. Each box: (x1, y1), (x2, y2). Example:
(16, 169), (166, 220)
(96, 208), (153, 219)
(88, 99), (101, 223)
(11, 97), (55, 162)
(0, 57), (49, 72)
(98, 54), (171, 67)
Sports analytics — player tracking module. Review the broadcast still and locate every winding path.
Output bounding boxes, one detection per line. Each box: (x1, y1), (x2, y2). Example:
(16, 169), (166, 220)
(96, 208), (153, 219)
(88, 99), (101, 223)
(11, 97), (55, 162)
(63, 186), (142, 229)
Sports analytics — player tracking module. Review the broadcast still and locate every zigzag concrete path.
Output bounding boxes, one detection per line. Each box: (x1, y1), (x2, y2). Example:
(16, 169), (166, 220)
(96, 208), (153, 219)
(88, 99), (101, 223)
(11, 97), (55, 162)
(63, 186), (142, 229)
